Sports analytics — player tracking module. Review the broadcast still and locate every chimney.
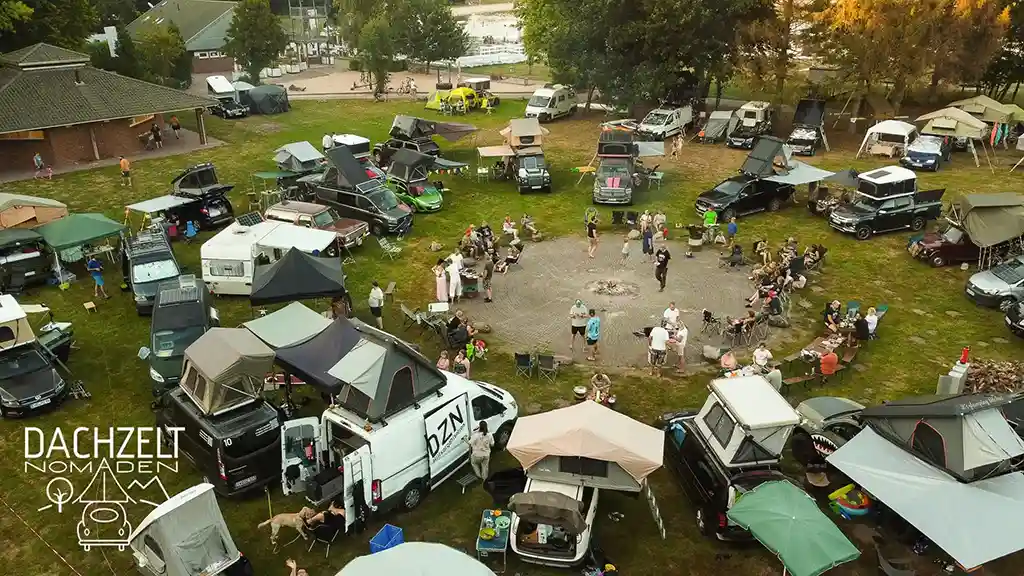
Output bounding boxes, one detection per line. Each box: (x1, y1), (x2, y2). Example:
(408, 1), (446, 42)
(74, 70), (83, 85)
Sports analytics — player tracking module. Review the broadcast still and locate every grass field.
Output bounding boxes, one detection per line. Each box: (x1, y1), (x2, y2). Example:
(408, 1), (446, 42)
(1, 99), (1022, 576)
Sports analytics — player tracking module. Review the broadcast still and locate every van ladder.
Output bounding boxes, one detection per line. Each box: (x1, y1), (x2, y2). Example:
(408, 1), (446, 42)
(643, 480), (666, 539)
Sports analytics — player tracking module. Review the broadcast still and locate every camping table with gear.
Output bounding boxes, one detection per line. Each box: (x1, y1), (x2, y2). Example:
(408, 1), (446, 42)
(476, 508), (511, 573)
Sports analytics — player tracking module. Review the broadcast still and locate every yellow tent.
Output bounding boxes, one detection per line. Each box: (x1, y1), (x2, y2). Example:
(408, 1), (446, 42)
(425, 89), (451, 111)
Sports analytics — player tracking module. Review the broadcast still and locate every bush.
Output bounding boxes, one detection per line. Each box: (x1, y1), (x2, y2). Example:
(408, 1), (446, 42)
(348, 58), (362, 71)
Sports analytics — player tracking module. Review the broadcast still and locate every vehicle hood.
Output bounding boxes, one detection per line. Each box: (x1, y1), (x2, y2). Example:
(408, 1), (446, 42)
(326, 218), (369, 236)
(831, 204), (873, 220)
(0, 366), (58, 401)
(698, 189), (737, 205)
(916, 231), (945, 249)
(968, 270), (1011, 293)
(149, 354), (183, 380)
(133, 280), (164, 298)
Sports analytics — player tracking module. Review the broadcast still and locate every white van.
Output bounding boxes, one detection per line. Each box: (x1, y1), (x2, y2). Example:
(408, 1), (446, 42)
(525, 84), (577, 122)
(637, 105), (694, 140)
(200, 220), (337, 296)
(510, 478), (599, 568)
(281, 372), (518, 532)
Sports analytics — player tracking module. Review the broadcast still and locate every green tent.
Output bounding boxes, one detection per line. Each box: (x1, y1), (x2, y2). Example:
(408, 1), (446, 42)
(36, 213), (126, 250)
(726, 481), (860, 576)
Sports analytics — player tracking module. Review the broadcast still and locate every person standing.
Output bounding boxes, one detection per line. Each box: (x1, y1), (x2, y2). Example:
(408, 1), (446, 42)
(585, 309), (601, 361)
(703, 208), (718, 228)
(654, 245), (671, 292)
(673, 322), (689, 372)
(151, 123), (163, 149)
(169, 115), (181, 139)
(322, 133), (333, 153)
(446, 257), (462, 303)
(586, 217), (598, 259)
(726, 217), (738, 247)
(619, 235), (631, 266)
(648, 322), (670, 376)
(86, 256), (108, 299)
(468, 422), (494, 480)
(642, 225), (654, 263)
(483, 253), (495, 302)
(569, 299), (589, 353)
(368, 281), (385, 329)
(119, 156), (132, 187)
(663, 301), (680, 327)
(638, 210), (652, 233)
(432, 258), (448, 302)
(33, 152), (45, 178)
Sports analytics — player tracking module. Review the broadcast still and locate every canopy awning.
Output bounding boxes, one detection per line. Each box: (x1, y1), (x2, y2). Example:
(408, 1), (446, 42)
(338, 542), (496, 576)
(36, 213), (126, 250)
(823, 168), (859, 189)
(243, 302), (333, 348)
(126, 195), (198, 214)
(827, 427), (1024, 570)
(763, 162), (834, 186)
(432, 157), (468, 170)
(477, 145), (514, 158)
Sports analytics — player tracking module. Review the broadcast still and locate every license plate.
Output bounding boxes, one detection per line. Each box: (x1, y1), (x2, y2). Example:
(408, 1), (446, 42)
(532, 186), (541, 189)
(208, 208), (222, 217)
(966, 289), (975, 296)
(29, 398), (50, 409)
(24, 271), (35, 276)
(234, 475), (258, 489)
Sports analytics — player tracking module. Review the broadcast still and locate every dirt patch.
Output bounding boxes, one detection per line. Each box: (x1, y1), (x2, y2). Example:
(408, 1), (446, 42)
(587, 279), (641, 297)
(250, 122), (284, 135)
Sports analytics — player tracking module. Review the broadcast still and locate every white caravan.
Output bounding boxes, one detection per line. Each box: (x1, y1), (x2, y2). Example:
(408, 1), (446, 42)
(200, 220), (337, 296)
(637, 105), (694, 140)
(525, 84), (577, 122)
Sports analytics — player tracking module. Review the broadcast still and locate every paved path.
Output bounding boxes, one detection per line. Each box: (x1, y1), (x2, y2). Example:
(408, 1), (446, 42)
(456, 237), (754, 368)
(453, 2), (514, 16)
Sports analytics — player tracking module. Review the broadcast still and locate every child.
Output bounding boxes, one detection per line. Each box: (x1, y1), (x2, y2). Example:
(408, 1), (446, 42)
(86, 256), (109, 299)
(620, 236), (630, 265)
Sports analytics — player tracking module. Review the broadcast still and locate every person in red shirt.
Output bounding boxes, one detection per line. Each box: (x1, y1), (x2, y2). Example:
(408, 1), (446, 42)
(820, 350), (839, 380)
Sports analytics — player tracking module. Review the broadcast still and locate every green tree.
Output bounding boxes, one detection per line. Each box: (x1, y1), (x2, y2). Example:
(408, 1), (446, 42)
(0, 0), (97, 52)
(95, 0), (137, 26)
(114, 26), (143, 79)
(357, 9), (394, 95)
(982, 0), (1023, 100)
(0, 0), (32, 34)
(136, 22), (186, 85)
(394, 0), (468, 71)
(333, 0), (376, 50)
(224, 0), (288, 83)
(86, 39), (116, 70)
(169, 23), (192, 88)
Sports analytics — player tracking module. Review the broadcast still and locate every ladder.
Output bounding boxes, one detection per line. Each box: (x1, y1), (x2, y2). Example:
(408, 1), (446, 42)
(643, 480), (667, 539)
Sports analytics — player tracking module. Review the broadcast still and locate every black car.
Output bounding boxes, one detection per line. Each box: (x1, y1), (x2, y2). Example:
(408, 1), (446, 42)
(147, 275), (219, 395)
(210, 99), (248, 119)
(661, 412), (788, 541)
(317, 146), (414, 236)
(122, 229), (181, 315)
(0, 343), (68, 418)
(899, 135), (952, 172)
(169, 163), (236, 228)
(694, 174), (795, 221)
(372, 137), (441, 166)
(1006, 301), (1024, 339)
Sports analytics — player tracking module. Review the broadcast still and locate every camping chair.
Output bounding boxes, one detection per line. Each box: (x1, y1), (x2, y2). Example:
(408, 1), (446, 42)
(537, 354), (558, 382)
(401, 303), (422, 330)
(377, 236), (402, 260)
(184, 221), (198, 243)
(625, 211), (639, 227)
(308, 513), (345, 558)
(514, 353), (535, 378)
(745, 314), (770, 346)
(846, 301), (860, 319)
(701, 309), (723, 335)
(873, 536), (917, 576)
(611, 211), (625, 226)
(476, 165), (489, 182)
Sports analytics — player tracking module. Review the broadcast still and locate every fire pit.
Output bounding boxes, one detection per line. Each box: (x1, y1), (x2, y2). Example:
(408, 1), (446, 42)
(587, 279), (640, 297)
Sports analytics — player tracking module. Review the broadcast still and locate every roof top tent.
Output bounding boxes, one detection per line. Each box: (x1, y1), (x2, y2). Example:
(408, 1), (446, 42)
(856, 166), (918, 199)
(172, 163), (234, 198)
(917, 107), (989, 167)
(855, 119), (918, 158)
(947, 193), (1024, 269)
(949, 94), (1013, 125)
(275, 317), (446, 422)
(205, 75), (234, 101)
(387, 148), (435, 183)
(459, 77), (491, 92)
(699, 110), (740, 143)
(231, 80), (254, 102)
(738, 100), (772, 128)
(501, 118), (549, 149)
(859, 393), (1024, 482)
(597, 128), (634, 157)
(694, 375), (801, 467)
(0, 293), (38, 348)
(325, 145), (373, 189)
(337, 542), (497, 576)
(332, 134), (371, 158)
(243, 301), (332, 349)
(179, 327), (275, 416)
(128, 483), (243, 576)
(507, 400), (663, 492)
(274, 141), (326, 173)
(0, 193), (68, 229)
(390, 115), (478, 142)
(241, 84), (289, 115)
(790, 98), (830, 152)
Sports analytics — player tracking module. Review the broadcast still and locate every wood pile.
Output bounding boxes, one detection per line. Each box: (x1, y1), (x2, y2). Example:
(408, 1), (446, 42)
(966, 359), (1024, 394)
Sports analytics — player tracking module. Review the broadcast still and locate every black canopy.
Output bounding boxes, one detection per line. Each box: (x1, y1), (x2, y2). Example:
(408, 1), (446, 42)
(325, 145), (372, 188)
(388, 148), (435, 181)
(250, 248), (346, 305)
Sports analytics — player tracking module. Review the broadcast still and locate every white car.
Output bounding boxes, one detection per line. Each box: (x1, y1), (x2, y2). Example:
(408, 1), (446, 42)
(525, 84), (577, 122)
(510, 478), (599, 568)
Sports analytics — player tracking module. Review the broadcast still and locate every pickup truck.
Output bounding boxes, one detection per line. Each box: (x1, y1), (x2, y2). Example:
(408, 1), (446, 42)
(829, 189), (945, 240)
(694, 174), (795, 221)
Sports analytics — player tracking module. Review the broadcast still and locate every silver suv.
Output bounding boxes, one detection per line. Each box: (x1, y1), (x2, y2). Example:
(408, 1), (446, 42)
(965, 255), (1024, 311)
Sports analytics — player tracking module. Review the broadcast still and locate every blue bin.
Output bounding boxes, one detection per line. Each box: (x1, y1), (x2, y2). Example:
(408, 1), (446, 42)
(369, 524), (404, 554)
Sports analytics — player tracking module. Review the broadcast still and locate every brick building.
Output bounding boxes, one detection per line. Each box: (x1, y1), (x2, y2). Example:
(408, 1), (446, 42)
(0, 43), (214, 174)
(128, 0), (237, 75)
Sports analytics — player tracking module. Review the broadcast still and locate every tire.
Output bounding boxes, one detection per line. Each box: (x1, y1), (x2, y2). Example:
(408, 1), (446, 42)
(999, 297), (1017, 313)
(855, 226), (872, 241)
(721, 208), (736, 222)
(930, 255), (946, 267)
(371, 222), (385, 237)
(539, 113), (550, 123)
(911, 216), (926, 231)
(325, 243), (339, 258)
(494, 424), (513, 451)
(569, 105), (577, 116)
(491, 96), (501, 106)
(767, 197), (782, 212)
(401, 482), (425, 511)
(695, 508), (715, 538)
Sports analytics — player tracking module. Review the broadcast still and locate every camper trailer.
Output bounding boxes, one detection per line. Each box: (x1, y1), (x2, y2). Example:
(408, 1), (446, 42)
(200, 220), (338, 296)
(727, 101), (775, 149)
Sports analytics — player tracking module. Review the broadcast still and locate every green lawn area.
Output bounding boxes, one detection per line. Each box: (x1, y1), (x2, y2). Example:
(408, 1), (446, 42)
(1, 99), (1022, 576)
(464, 62), (552, 82)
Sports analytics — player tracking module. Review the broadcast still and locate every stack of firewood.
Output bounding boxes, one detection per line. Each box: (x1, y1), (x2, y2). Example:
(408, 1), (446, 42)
(966, 359), (1024, 394)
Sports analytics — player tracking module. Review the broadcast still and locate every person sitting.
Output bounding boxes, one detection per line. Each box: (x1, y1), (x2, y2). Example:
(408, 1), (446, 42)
(447, 309), (466, 333)
(500, 243), (522, 273)
(721, 244), (744, 267)
(479, 221), (494, 242)
(493, 159), (506, 178)
(521, 214), (539, 237)
(451, 349), (471, 377)
(306, 501), (345, 528)
(864, 306), (879, 339)
(436, 350), (451, 371)
(460, 232), (478, 258)
(783, 237), (799, 259)
(591, 373), (612, 397)
(853, 312), (870, 343)
(823, 300), (841, 334)
(753, 240), (772, 265)
(746, 276), (776, 308)
(820, 349), (839, 380)
(766, 290), (783, 317)
(720, 349), (738, 371)
(502, 215), (519, 240)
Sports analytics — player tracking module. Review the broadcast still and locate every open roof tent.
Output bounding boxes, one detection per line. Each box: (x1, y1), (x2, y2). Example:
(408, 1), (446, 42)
(948, 94), (1013, 124)
(855, 120), (918, 158)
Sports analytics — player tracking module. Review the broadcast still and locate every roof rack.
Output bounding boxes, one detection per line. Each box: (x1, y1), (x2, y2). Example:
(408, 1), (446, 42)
(127, 231), (170, 256)
(158, 275), (200, 305)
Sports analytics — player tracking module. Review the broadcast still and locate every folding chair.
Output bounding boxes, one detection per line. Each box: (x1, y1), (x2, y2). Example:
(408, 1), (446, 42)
(537, 354), (558, 382)
(377, 236), (402, 260)
(514, 353), (534, 378)
(700, 309), (722, 334)
(400, 303), (422, 330)
(875, 304), (889, 320)
(611, 211), (625, 226)
(846, 301), (861, 319)
(625, 211), (639, 227)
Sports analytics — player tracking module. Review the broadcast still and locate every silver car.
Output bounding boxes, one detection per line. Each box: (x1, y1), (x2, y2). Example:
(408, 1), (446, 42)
(965, 255), (1024, 311)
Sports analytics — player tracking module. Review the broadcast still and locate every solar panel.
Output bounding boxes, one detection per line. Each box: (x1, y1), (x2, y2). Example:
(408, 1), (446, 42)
(159, 285), (200, 305)
(863, 169), (890, 180)
(235, 212), (265, 226)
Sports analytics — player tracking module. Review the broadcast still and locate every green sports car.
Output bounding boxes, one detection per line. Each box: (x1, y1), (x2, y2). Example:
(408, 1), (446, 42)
(385, 148), (444, 212)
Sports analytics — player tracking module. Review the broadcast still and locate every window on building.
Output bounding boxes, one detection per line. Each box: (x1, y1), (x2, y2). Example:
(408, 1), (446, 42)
(0, 130), (44, 140)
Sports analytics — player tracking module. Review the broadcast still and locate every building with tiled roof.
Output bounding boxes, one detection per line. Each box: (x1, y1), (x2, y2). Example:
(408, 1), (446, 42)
(127, 0), (237, 74)
(0, 43), (215, 173)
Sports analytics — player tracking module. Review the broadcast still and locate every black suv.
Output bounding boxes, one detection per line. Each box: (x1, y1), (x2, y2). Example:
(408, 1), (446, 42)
(694, 174), (795, 221)
(372, 137), (440, 166)
(147, 275), (219, 395)
(121, 229), (181, 315)
(170, 163), (235, 228)
(210, 99), (248, 119)
(661, 412), (788, 541)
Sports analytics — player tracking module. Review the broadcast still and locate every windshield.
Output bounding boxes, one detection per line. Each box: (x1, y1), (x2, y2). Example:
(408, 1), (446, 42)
(152, 327), (205, 358)
(132, 260), (179, 285)
(851, 197), (883, 212)
(528, 95), (551, 108)
(643, 112), (671, 125)
(368, 189), (400, 211)
(0, 347), (48, 380)
(520, 155), (546, 170)
(907, 150), (937, 159)
(313, 209), (340, 227)
(713, 180), (746, 196)
(992, 260), (1024, 284)
(597, 158), (630, 179)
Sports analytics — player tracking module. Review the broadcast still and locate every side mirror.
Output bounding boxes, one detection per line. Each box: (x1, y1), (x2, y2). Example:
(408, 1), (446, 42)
(210, 307), (220, 326)
(138, 347), (151, 360)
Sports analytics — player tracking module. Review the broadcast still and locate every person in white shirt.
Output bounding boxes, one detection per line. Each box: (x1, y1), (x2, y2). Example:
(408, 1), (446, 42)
(368, 281), (385, 329)
(321, 133), (333, 152)
(569, 299), (589, 352)
(467, 422), (494, 479)
(445, 257), (462, 303)
(648, 322), (671, 376)
(653, 210), (667, 236)
(638, 210), (652, 232)
(663, 302), (680, 328)
(673, 323), (688, 372)
(864, 307), (879, 338)
(752, 342), (773, 372)
(449, 250), (463, 272)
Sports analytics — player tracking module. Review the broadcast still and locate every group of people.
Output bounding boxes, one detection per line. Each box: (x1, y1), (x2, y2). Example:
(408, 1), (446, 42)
(646, 302), (690, 375)
(823, 299), (880, 341)
(569, 299), (603, 361)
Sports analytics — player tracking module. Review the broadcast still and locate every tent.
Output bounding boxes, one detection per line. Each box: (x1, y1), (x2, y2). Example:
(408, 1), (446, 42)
(242, 84), (289, 115)
(275, 318), (446, 421)
(949, 94), (1012, 124)
(128, 484), (241, 576)
(338, 542), (496, 576)
(500, 118), (549, 149)
(916, 107), (987, 166)
(250, 247), (347, 305)
(700, 110), (740, 142)
(828, 427), (1024, 571)
(390, 115), (477, 142)
(0, 193), (67, 229)
(508, 491), (587, 535)
(243, 301), (332, 348)
(953, 194), (1024, 249)
(274, 141), (325, 173)
(477, 145), (515, 158)
(180, 328), (274, 415)
(36, 213), (125, 250)
(506, 400), (663, 491)
(790, 98), (830, 152)
(727, 481), (859, 576)
(855, 120), (918, 158)
(325, 145), (381, 190)
(740, 137), (834, 185)
(387, 148), (435, 183)
(857, 393), (1024, 483)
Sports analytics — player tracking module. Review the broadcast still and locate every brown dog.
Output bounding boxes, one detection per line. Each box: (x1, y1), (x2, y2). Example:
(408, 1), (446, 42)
(258, 507), (316, 546)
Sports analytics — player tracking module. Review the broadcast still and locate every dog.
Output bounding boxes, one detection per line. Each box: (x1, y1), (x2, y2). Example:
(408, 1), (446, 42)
(258, 507), (316, 546)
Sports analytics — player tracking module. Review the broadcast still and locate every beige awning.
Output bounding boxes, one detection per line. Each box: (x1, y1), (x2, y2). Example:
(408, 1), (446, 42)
(477, 145), (514, 158)
(948, 95), (1013, 124)
(506, 401), (663, 483)
(917, 107), (987, 130)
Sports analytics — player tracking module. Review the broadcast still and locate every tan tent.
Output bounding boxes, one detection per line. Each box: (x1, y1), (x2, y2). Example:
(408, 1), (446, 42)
(506, 401), (663, 491)
(500, 118), (550, 149)
(916, 107), (988, 166)
(1005, 104), (1024, 123)
(948, 95), (1012, 124)
(180, 328), (274, 415)
(0, 193), (67, 229)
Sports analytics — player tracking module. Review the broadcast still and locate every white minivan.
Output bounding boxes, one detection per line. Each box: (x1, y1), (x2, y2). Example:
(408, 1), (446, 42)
(510, 478), (599, 568)
(280, 372), (518, 532)
(525, 84), (577, 122)
(637, 105), (694, 140)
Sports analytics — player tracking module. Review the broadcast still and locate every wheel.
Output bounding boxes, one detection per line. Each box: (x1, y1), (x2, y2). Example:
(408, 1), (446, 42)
(494, 424), (513, 450)
(721, 208), (736, 222)
(325, 243), (339, 258)
(401, 482), (424, 511)
(855, 225), (872, 241)
(569, 105), (577, 116)
(371, 222), (385, 237)
(539, 113), (550, 123)
(999, 297), (1017, 313)
(767, 197), (782, 212)
(695, 508), (714, 537)
(491, 96), (501, 106)
(930, 255), (946, 267)
(910, 216), (926, 231)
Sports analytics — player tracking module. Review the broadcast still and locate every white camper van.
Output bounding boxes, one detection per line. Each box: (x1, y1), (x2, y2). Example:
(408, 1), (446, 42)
(206, 75), (234, 100)
(200, 220), (337, 296)
(525, 84), (577, 122)
(637, 105), (694, 140)
(280, 369), (518, 532)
